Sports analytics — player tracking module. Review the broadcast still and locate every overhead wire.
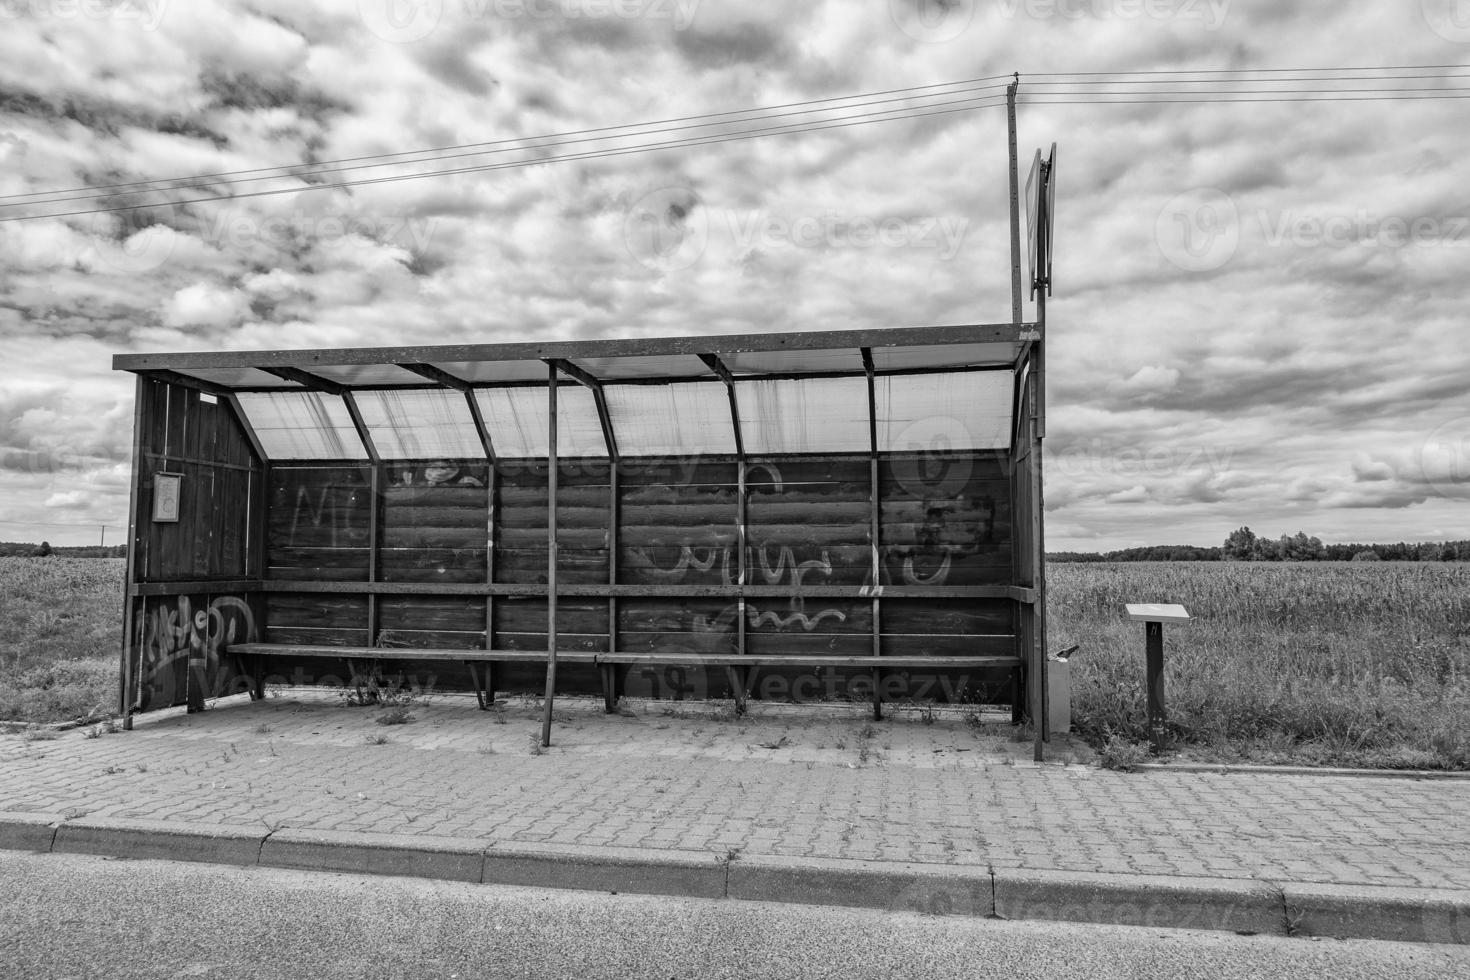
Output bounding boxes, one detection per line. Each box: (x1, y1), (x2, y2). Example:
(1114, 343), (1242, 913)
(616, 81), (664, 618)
(2, 66), (1467, 224)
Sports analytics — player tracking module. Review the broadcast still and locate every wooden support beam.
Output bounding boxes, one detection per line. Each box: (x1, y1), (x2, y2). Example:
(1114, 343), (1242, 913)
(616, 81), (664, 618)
(464, 389), (497, 462)
(134, 369), (235, 399)
(258, 366), (348, 395)
(547, 358), (618, 461)
(398, 362), (471, 391)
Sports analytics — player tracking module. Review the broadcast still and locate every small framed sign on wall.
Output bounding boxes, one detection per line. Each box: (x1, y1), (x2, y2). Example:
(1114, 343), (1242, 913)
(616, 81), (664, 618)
(152, 472), (183, 523)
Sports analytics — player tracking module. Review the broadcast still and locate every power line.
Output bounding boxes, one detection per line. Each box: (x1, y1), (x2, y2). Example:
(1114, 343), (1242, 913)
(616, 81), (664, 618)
(0, 76), (1015, 208)
(0, 94), (1013, 223)
(3, 65), (1466, 225)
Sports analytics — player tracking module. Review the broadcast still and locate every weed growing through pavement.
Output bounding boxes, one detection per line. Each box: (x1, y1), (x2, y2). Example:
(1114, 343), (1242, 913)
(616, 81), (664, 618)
(376, 707), (414, 726)
(1097, 734), (1151, 772)
(365, 732), (390, 745)
(527, 732), (544, 756)
(254, 723), (272, 735)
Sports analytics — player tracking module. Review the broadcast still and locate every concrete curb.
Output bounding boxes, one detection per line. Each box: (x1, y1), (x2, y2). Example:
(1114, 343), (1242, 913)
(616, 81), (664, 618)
(0, 811), (59, 852)
(3, 813), (1467, 946)
(1138, 763), (1470, 780)
(993, 867), (1283, 936)
(54, 817), (264, 866)
(729, 853), (994, 915)
(262, 828), (484, 882)
(483, 841), (725, 899)
(1284, 882), (1470, 945)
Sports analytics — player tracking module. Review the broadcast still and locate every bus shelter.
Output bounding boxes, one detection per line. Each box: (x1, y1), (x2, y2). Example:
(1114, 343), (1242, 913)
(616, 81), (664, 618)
(111, 322), (1048, 739)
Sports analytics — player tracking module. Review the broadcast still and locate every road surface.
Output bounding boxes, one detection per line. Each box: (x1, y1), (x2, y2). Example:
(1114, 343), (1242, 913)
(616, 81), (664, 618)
(1, 851), (1465, 979)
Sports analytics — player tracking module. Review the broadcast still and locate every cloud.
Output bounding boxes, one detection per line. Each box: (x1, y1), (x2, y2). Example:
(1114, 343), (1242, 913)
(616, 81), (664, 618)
(43, 490), (91, 510)
(160, 282), (252, 331)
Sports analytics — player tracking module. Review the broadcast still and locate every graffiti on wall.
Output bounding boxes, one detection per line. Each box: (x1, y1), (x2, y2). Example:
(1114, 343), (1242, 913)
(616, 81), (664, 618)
(140, 595), (257, 702)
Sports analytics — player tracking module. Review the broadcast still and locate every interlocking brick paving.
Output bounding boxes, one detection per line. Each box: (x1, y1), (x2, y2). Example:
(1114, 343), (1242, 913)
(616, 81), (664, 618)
(3, 691), (1468, 890)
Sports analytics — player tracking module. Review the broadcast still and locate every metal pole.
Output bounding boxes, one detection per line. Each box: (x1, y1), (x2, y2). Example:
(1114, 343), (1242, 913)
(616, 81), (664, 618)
(1146, 621), (1166, 754)
(540, 364), (560, 748)
(1007, 75), (1022, 328)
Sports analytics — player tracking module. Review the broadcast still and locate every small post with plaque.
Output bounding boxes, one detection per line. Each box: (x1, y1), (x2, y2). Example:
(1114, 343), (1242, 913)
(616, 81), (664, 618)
(1124, 603), (1191, 755)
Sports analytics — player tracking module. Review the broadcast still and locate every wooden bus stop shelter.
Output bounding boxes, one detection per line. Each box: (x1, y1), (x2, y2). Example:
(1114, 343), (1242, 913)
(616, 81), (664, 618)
(112, 322), (1049, 745)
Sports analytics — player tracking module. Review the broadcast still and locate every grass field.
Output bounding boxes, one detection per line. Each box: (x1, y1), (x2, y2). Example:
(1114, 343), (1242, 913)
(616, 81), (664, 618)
(1052, 561), (1470, 770)
(3, 557), (1467, 768)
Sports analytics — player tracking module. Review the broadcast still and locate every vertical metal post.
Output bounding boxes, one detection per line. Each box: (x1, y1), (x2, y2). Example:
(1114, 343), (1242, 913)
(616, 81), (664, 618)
(540, 366), (560, 748)
(1007, 75), (1023, 328)
(120, 376), (146, 729)
(1146, 621), (1166, 754)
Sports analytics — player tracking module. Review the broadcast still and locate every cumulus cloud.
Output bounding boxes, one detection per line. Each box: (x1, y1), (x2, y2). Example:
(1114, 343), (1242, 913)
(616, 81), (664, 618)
(1, 1), (1467, 547)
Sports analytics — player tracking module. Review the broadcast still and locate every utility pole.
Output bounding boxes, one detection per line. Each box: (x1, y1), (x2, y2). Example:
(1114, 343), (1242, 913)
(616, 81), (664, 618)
(1007, 74), (1022, 327)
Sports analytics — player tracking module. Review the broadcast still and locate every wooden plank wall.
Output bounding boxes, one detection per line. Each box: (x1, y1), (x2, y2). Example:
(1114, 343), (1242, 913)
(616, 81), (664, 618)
(129, 380), (262, 711)
(257, 449), (1019, 704)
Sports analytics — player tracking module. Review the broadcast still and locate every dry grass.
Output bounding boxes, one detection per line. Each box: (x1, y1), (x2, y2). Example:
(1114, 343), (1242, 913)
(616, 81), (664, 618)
(1051, 562), (1470, 769)
(0, 557), (123, 723)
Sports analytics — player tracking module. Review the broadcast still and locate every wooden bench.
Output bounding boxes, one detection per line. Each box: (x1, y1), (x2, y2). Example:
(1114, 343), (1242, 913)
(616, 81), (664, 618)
(228, 643), (1024, 722)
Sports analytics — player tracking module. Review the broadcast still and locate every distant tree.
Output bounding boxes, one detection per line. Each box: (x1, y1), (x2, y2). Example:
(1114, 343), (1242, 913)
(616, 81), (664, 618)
(34, 541), (52, 558)
(1279, 532), (1326, 561)
(1222, 526), (1257, 561)
(1351, 549), (1381, 561)
(1251, 536), (1281, 561)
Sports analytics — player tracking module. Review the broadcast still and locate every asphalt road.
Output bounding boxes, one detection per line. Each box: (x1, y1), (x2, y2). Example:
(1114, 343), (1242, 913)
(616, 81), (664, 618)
(1, 851), (1465, 979)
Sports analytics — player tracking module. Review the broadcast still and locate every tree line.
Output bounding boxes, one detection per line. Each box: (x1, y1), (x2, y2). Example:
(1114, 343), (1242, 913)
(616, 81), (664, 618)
(1052, 528), (1470, 563)
(0, 541), (128, 558)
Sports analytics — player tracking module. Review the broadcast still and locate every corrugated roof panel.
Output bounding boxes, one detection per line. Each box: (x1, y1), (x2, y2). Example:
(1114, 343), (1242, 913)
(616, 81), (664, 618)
(353, 389), (484, 459)
(180, 367), (302, 388)
(307, 364), (429, 386)
(234, 391), (368, 460)
(567, 354), (711, 381)
(876, 371), (1012, 452)
(605, 382), (735, 456)
(475, 385), (607, 458)
(430, 360), (550, 383)
(722, 348), (864, 375)
(871, 342), (1017, 371)
(736, 376), (871, 454)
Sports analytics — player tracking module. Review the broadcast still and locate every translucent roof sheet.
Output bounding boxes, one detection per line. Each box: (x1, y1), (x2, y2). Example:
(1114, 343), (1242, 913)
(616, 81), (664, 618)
(431, 360), (553, 384)
(605, 382), (735, 456)
(872, 343), (1013, 371)
(737, 376), (872, 454)
(235, 391), (367, 460)
(568, 354), (711, 380)
(475, 385), (607, 458)
(353, 389), (484, 459)
(876, 371), (1012, 451)
(308, 364), (427, 386)
(723, 347), (863, 376)
(180, 367), (302, 388)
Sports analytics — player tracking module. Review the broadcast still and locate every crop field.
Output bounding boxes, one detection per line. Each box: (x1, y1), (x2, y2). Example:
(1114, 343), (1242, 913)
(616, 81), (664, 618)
(1052, 561), (1470, 769)
(2, 557), (1467, 768)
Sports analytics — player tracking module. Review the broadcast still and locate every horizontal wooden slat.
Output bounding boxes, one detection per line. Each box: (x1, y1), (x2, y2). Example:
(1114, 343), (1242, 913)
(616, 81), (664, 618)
(258, 581), (1029, 599)
(231, 643), (598, 663)
(231, 644), (1020, 670)
(261, 627), (371, 645)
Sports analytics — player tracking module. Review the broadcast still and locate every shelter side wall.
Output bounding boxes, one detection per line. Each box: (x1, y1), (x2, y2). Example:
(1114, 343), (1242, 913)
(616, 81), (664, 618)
(126, 379), (264, 714)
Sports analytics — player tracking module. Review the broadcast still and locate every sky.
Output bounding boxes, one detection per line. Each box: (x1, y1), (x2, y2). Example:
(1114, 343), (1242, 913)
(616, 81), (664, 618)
(0, 0), (1467, 550)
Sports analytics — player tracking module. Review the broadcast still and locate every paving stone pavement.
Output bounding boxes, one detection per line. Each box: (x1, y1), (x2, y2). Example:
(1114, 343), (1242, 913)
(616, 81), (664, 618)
(3, 691), (1469, 891)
